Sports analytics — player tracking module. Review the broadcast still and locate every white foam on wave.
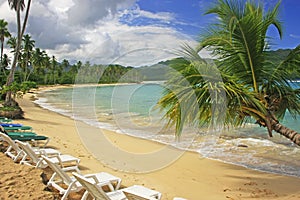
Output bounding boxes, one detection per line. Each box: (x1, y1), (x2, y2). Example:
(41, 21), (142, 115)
(34, 97), (72, 116)
(34, 88), (300, 178)
(196, 136), (300, 177)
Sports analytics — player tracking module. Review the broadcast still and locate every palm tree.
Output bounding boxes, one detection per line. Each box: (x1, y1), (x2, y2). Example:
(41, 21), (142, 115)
(2, 54), (10, 69)
(31, 48), (48, 82)
(7, 36), (17, 51)
(5, 0), (32, 106)
(49, 55), (58, 84)
(0, 19), (11, 68)
(21, 34), (35, 81)
(0, 54), (10, 85)
(158, 0), (300, 145)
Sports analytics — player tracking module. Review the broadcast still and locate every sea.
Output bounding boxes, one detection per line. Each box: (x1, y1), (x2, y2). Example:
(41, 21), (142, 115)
(35, 82), (300, 177)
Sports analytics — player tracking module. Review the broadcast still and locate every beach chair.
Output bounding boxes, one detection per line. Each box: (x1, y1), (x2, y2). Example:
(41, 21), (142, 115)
(123, 191), (160, 200)
(0, 132), (25, 162)
(7, 132), (50, 147)
(16, 140), (80, 170)
(0, 123), (22, 127)
(41, 156), (122, 200)
(7, 131), (38, 136)
(4, 125), (32, 131)
(0, 117), (13, 123)
(72, 172), (162, 200)
(0, 132), (59, 162)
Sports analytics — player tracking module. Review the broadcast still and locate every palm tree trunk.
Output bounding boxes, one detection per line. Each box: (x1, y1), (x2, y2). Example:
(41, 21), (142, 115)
(1, 39), (3, 63)
(0, 40), (4, 75)
(4, 6), (22, 106)
(271, 118), (300, 146)
(21, 0), (31, 37)
(5, 0), (31, 106)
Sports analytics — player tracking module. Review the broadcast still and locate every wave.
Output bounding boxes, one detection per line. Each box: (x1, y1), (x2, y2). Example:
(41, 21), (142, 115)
(34, 87), (300, 178)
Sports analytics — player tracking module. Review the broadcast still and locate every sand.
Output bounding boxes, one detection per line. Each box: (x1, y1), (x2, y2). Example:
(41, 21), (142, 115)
(1, 85), (300, 200)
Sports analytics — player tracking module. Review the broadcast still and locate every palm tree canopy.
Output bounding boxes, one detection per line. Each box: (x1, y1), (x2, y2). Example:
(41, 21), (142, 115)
(8, 0), (25, 11)
(0, 19), (11, 41)
(200, 0), (283, 92)
(22, 34), (35, 51)
(0, 19), (11, 63)
(158, 0), (300, 140)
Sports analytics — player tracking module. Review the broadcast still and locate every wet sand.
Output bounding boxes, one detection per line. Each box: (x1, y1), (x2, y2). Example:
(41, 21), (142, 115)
(2, 85), (300, 199)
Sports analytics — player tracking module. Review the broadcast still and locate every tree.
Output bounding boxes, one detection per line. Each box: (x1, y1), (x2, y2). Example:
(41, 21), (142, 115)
(7, 36), (17, 51)
(2, 54), (10, 70)
(49, 55), (58, 84)
(0, 54), (10, 85)
(158, 0), (300, 145)
(0, 19), (11, 71)
(20, 34), (35, 81)
(5, 0), (32, 106)
(31, 48), (47, 82)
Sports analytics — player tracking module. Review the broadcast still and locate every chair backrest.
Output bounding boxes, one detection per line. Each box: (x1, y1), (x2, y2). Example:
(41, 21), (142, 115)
(123, 191), (154, 200)
(124, 191), (159, 200)
(0, 125), (7, 133)
(15, 140), (40, 164)
(0, 132), (22, 153)
(41, 155), (73, 185)
(72, 172), (111, 200)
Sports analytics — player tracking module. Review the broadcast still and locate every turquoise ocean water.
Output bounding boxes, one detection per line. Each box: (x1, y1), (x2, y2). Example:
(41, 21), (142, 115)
(35, 83), (300, 177)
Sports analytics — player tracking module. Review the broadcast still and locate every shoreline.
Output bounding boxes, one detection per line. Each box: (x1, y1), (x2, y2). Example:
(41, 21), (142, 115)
(9, 85), (300, 199)
(35, 84), (300, 179)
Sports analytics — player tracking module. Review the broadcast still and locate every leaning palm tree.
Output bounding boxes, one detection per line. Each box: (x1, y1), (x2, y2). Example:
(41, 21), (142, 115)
(4, 0), (32, 106)
(158, 0), (300, 145)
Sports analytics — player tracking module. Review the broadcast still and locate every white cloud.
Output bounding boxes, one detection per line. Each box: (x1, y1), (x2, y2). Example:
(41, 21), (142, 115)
(1, 0), (206, 67)
(139, 10), (175, 22)
(0, 1), (15, 24)
(48, 20), (198, 66)
(290, 34), (300, 39)
(66, 0), (136, 27)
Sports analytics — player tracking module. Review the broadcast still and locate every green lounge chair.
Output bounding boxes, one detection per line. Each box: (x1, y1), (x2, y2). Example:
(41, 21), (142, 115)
(4, 126), (32, 131)
(0, 117), (12, 123)
(8, 134), (50, 147)
(7, 132), (37, 137)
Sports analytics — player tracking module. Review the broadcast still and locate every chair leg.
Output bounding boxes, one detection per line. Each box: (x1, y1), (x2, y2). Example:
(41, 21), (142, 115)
(60, 181), (77, 200)
(81, 191), (89, 200)
(13, 150), (25, 162)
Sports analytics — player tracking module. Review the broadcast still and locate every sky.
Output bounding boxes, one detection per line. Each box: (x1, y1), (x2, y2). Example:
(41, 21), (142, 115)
(0, 0), (300, 67)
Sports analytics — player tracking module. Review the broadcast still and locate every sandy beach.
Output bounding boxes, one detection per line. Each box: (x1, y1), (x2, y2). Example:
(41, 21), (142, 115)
(2, 85), (300, 200)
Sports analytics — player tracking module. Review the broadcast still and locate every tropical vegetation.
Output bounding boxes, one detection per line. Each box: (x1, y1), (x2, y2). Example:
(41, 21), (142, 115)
(0, 0), (142, 111)
(158, 0), (300, 146)
(4, 0), (32, 106)
(0, 19), (11, 72)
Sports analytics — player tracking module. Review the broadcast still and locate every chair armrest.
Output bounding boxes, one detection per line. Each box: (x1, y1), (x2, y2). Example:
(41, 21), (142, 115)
(84, 174), (100, 184)
(62, 166), (81, 173)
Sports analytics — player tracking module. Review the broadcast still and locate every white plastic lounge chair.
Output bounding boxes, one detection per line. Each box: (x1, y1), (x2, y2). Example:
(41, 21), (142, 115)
(123, 191), (160, 200)
(0, 132), (59, 162)
(16, 140), (80, 170)
(72, 172), (162, 200)
(41, 156), (121, 200)
(0, 132), (24, 162)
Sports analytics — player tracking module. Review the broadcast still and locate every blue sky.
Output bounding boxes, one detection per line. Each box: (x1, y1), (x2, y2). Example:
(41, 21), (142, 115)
(0, 0), (299, 66)
(133, 0), (300, 49)
(276, 0), (300, 49)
